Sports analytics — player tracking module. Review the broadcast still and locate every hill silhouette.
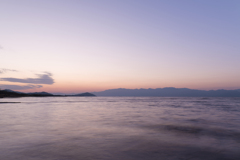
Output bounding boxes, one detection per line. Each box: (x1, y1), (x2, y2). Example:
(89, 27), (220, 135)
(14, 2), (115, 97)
(70, 92), (96, 97)
(93, 87), (240, 97)
(0, 89), (96, 98)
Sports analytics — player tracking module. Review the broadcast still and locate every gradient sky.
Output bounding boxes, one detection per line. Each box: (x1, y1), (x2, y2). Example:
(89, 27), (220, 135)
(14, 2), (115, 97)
(0, 0), (240, 93)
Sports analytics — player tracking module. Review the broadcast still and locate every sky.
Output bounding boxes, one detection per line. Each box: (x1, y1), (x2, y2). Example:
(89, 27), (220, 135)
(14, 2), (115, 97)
(0, 0), (240, 93)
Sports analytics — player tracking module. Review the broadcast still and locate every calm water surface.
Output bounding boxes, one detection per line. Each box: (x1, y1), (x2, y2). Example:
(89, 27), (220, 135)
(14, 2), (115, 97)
(0, 97), (240, 160)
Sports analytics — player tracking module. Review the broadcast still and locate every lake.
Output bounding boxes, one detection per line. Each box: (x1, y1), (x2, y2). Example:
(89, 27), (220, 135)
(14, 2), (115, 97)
(0, 97), (240, 160)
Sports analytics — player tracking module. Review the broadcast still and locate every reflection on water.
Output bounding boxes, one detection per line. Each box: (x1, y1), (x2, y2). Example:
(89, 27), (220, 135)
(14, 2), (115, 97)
(0, 97), (240, 160)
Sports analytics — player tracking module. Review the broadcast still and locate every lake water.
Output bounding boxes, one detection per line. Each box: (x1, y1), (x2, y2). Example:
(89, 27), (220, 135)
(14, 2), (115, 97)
(0, 97), (240, 160)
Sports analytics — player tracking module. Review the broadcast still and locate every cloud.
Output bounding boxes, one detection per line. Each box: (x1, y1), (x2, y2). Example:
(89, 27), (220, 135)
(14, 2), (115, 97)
(0, 45), (3, 50)
(0, 68), (18, 74)
(0, 84), (42, 90)
(0, 72), (54, 84)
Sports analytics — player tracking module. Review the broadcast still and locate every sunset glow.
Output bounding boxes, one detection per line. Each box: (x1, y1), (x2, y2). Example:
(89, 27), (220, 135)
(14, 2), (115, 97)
(1, 0), (240, 93)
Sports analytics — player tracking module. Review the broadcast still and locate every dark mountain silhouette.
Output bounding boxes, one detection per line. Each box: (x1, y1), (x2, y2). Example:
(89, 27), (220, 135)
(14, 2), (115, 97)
(2, 88), (240, 98)
(0, 89), (28, 98)
(0, 89), (96, 98)
(0, 89), (54, 98)
(70, 92), (96, 97)
(92, 87), (240, 97)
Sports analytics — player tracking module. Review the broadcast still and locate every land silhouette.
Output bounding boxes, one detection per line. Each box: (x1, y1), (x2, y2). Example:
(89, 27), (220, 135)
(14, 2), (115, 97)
(1, 87), (240, 98)
(92, 87), (240, 97)
(0, 89), (95, 98)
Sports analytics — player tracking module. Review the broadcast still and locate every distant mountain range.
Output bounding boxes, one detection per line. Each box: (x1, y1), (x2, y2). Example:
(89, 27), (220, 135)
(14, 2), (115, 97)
(1, 88), (240, 98)
(92, 87), (240, 97)
(0, 89), (95, 98)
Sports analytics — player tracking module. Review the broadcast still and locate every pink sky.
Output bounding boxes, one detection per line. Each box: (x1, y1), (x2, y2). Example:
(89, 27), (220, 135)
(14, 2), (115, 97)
(1, 0), (240, 93)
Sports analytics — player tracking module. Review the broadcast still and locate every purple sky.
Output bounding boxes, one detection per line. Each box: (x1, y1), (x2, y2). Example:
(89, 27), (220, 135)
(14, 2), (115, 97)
(0, 0), (240, 93)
